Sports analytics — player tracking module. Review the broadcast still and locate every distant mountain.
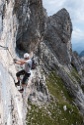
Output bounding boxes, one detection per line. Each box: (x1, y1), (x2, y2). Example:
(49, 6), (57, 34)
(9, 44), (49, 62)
(79, 50), (84, 57)
(72, 42), (84, 54)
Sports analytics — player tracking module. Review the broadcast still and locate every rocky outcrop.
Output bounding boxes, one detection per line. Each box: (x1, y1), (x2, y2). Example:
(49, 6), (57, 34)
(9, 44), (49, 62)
(16, 0), (45, 53)
(44, 8), (72, 65)
(0, 0), (30, 125)
(71, 51), (82, 73)
(14, 0), (30, 42)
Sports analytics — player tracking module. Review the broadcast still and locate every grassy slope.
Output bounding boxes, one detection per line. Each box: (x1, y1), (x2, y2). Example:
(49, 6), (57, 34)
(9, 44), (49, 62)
(26, 72), (83, 125)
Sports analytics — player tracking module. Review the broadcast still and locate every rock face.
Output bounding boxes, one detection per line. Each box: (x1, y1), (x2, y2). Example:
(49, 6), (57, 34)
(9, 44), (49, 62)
(0, 0), (47, 124)
(16, 0), (45, 52)
(44, 8), (72, 65)
(14, 0), (30, 42)
(0, 0), (84, 125)
(0, 0), (30, 125)
(71, 51), (82, 73)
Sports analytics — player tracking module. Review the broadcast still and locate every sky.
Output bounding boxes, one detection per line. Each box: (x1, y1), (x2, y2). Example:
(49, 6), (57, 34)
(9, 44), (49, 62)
(43, 0), (84, 47)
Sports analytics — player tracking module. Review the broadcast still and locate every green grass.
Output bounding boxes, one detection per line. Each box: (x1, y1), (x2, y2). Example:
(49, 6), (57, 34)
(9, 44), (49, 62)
(26, 72), (84, 125)
(71, 68), (81, 84)
(62, 67), (81, 85)
(46, 72), (73, 103)
(26, 104), (54, 125)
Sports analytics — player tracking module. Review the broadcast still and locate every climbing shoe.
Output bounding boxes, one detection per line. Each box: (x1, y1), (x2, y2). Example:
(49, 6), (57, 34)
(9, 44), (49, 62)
(15, 81), (20, 86)
(18, 88), (24, 93)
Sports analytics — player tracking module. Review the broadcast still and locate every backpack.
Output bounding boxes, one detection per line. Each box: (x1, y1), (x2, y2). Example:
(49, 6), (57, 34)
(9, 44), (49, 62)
(31, 57), (37, 69)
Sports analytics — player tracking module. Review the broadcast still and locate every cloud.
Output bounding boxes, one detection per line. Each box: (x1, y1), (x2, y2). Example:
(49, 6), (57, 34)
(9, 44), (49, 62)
(43, 0), (66, 15)
(65, 0), (84, 24)
(43, 0), (84, 24)
(72, 27), (84, 43)
(73, 28), (84, 39)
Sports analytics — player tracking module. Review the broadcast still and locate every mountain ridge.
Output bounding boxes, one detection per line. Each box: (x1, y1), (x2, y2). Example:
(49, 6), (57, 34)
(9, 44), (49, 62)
(72, 42), (84, 54)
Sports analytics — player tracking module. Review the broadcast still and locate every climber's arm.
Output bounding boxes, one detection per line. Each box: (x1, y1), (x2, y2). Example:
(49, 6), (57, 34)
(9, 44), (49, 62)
(14, 59), (26, 65)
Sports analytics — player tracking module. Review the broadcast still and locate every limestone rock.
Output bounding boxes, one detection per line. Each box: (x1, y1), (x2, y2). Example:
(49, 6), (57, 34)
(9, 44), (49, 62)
(44, 8), (72, 65)
(71, 51), (82, 74)
(0, 0), (30, 124)
(16, 0), (45, 52)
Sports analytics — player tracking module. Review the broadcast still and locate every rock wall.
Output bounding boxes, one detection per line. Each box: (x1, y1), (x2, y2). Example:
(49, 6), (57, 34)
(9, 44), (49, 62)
(44, 8), (72, 65)
(16, 0), (45, 52)
(0, 0), (30, 124)
(0, 0), (48, 124)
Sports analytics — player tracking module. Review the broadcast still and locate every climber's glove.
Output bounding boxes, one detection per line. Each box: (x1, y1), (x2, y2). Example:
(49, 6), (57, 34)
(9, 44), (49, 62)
(13, 58), (17, 63)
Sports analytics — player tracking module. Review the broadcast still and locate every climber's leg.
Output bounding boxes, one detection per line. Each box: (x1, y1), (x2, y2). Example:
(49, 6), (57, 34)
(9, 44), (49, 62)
(19, 72), (31, 93)
(15, 70), (25, 86)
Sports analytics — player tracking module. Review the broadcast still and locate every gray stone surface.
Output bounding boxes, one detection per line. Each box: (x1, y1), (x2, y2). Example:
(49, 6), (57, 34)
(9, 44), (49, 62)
(71, 51), (82, 73)
(16, 0), (45, 52)
(44, 8), (72, 65)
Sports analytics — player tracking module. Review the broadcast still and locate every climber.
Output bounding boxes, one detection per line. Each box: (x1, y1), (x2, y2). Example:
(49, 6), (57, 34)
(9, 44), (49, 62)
(14, 53), (32, 93)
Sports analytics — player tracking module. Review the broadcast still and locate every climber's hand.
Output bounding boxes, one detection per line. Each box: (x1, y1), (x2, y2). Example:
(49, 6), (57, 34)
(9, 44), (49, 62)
(13, 58), (17, 63)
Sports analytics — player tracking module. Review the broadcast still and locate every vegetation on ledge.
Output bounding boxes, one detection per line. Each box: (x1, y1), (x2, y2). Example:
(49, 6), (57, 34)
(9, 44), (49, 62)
(26, 72), (84, 125)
